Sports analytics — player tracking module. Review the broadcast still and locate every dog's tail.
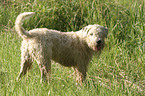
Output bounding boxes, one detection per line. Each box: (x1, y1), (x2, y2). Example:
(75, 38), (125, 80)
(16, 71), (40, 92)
(15, 12), (35, 38)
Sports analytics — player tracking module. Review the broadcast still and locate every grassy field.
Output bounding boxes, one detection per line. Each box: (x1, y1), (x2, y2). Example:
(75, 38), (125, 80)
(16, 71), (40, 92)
(0, 0), (144, 95)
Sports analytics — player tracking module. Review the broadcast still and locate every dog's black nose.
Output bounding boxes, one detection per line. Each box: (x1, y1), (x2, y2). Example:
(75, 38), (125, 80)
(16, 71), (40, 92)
(97, 40), (102, 44)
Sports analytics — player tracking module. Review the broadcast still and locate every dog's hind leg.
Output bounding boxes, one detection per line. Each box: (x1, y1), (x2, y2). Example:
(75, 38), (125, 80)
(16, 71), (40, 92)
(17, 51), (33, 81)
(37, 59), (51, 84)
(35, 48), (52, 84)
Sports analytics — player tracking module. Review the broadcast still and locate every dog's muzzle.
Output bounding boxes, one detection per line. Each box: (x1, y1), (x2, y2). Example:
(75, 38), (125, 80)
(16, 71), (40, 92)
(95, 40), (103, 51)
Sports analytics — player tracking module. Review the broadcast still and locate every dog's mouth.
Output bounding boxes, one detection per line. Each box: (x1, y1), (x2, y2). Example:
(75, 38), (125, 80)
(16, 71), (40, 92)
(96, 45), (102, 50)
(95, 45), (102, 51)
(94, 43), (104, 51)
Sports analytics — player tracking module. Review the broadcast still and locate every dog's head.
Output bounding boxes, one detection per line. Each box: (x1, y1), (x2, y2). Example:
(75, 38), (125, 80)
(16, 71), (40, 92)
(81, 24), (108, 51)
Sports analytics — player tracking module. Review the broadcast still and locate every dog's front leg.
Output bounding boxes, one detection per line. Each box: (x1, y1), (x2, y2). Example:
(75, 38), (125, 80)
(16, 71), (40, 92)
(74, 65), (87, 85)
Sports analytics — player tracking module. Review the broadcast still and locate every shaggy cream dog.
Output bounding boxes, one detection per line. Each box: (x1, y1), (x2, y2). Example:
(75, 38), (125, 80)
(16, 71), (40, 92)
(15, 12), (108, 84)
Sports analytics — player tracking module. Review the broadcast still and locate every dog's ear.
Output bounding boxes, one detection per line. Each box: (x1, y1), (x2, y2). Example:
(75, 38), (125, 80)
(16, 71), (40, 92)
(95, 24), (108, 38)
(103, 27), (108, 38)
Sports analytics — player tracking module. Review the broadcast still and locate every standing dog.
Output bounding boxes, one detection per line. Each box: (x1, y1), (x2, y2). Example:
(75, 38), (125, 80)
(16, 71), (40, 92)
(15, 12), (108, 84)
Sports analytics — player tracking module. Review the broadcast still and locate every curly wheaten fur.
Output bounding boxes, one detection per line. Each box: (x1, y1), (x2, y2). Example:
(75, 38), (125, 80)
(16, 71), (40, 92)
(15, 12), (108, 84)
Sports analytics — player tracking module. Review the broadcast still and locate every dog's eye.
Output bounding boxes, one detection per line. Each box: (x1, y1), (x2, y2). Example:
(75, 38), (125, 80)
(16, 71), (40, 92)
(90, 33), (93, 36)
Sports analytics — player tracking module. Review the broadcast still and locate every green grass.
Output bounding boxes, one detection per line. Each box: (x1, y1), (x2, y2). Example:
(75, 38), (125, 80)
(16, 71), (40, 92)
(0, 0), (144, 95)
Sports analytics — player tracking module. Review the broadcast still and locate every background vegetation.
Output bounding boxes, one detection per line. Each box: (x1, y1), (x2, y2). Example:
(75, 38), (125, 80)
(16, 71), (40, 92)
(0, 0), (144, 95)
